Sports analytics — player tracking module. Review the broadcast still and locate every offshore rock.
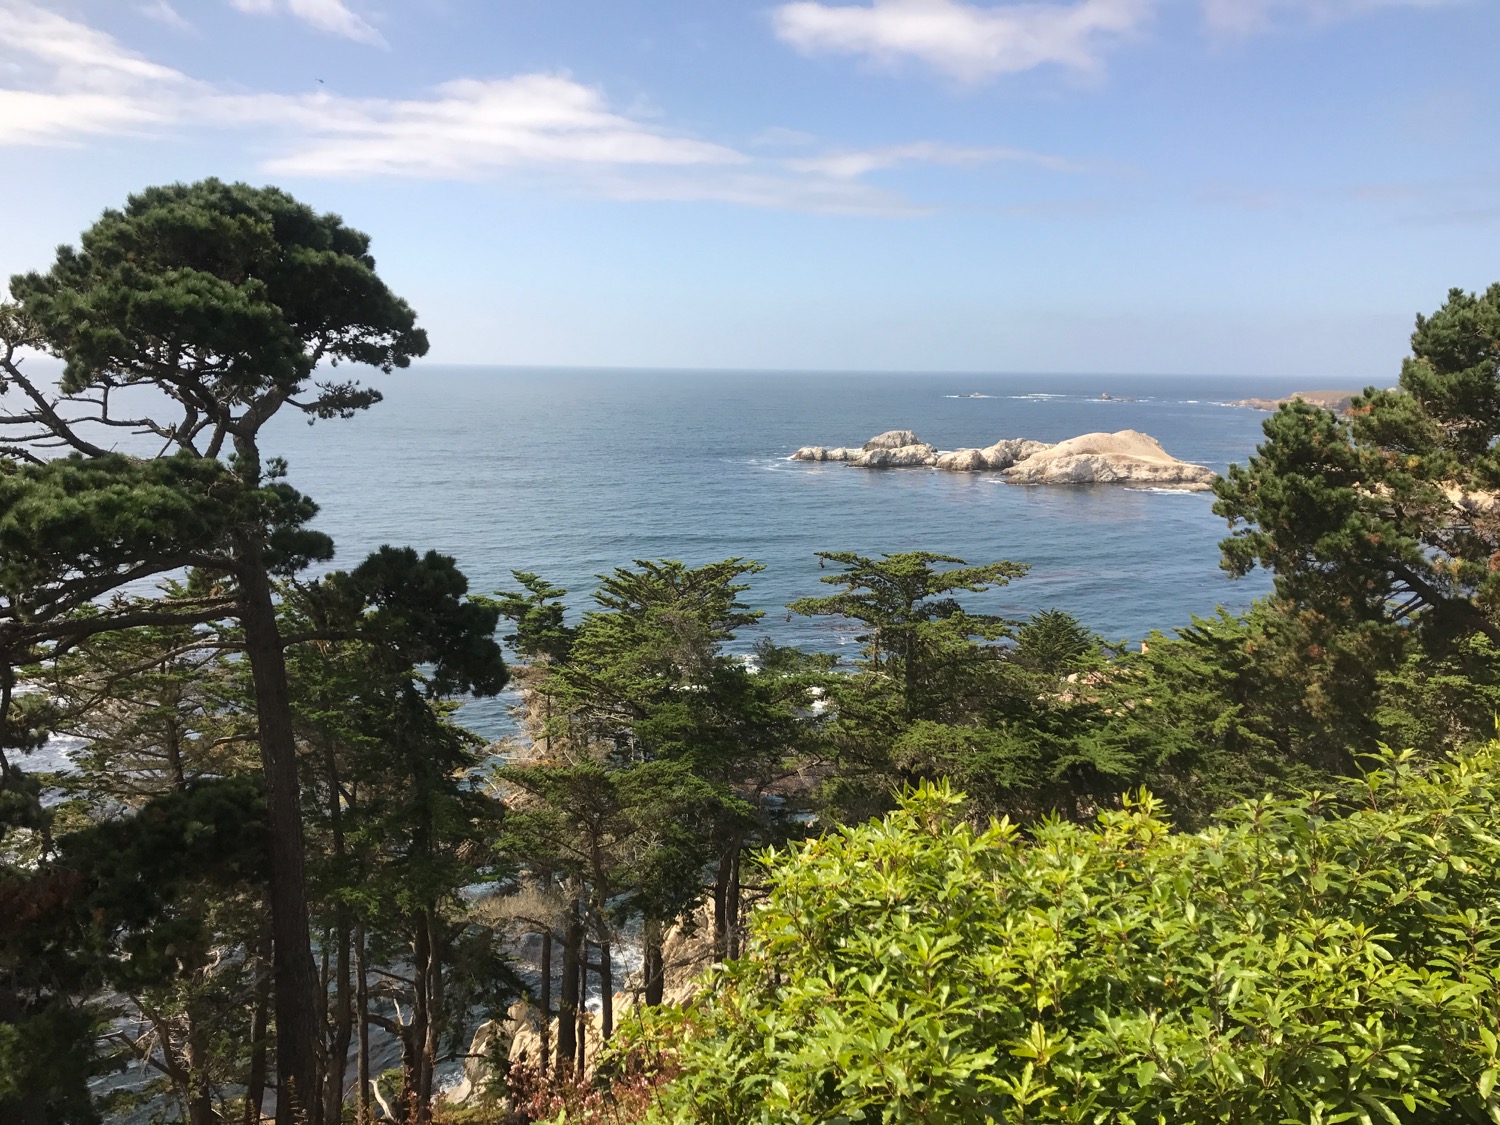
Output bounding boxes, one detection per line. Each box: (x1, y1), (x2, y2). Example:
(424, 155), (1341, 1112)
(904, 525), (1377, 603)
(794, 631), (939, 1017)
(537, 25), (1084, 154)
(790, 446), (857, 462)
(854, 443), (938, 468)
(863, 429), (921, 450)
(935, 447), (989, 471)
(1002, 430), (1214, 489)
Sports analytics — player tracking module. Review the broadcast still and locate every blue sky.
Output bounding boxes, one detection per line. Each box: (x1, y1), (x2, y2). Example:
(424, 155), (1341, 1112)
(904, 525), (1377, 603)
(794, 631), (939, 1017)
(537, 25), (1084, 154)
(0, 0), (1496, 379)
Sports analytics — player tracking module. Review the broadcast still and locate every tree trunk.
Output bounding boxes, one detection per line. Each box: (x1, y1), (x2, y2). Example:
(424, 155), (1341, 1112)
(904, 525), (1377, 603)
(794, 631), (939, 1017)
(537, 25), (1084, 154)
(713, 839), (741, 962)
(538, 927), (552, 1076)
(237, 543), (322, 1125)
(185, 1008), (219, 1125)
(323, 746), (353, 1125)
(324, 910), (352, 1125)
(575, 944), (588, 1076)
(244, 923), (274, 1125)
(598, 934), (613, 1041)
(408, 909), (432, 1125)
(354, 923), (371, 1125)
(557, 900), (582, 1077)
(642, 917), (664, 1008)
(726, 849), (743, 960)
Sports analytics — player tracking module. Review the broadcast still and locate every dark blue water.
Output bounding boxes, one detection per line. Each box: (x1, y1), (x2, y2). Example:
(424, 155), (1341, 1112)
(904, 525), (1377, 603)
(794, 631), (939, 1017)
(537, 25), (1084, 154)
(258, 367), (1305, 737)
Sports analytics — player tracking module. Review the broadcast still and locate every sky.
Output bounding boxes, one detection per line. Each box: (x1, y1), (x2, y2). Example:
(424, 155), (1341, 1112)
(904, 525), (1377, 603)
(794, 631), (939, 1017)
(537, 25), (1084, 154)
(0, 0), (1496, 379)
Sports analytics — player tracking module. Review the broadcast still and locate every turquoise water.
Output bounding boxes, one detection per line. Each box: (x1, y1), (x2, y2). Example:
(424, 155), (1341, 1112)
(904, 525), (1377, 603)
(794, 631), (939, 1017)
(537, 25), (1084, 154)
(260, 367), (1309, 737)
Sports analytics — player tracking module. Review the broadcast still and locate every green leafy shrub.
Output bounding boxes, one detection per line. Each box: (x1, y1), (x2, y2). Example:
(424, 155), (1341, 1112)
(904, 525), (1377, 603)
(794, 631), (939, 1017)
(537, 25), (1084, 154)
(637, 743), (1500, 1124)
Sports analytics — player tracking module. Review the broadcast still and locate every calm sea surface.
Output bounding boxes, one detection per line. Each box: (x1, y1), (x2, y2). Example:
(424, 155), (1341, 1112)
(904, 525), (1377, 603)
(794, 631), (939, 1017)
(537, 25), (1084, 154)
(252, 367), (1315, 738)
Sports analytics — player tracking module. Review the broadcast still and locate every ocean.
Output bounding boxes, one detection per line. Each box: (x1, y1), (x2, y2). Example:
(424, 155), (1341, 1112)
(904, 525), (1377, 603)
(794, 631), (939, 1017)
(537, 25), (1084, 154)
(251, 366), (1316, 739)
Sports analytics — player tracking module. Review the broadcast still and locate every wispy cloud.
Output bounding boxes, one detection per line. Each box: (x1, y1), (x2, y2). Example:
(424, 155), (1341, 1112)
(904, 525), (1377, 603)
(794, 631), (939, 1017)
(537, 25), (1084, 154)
(788, 141), (1082, 178)
(226, 0), (386, 47)
(138, 1), (191, 31)
(0, 1), (1077, 214)
(259, 76), (748, 178)
(1202, 0), (1464, 35)
(771, 0), (1153, 83)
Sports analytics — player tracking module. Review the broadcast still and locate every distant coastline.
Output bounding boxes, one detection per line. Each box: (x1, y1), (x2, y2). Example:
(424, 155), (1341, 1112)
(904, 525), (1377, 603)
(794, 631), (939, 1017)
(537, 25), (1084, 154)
(1225, 389), (1360, 413)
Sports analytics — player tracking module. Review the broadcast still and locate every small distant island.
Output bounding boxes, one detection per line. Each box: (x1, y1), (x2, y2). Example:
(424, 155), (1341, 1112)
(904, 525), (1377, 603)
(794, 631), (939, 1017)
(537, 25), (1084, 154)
(1225, 389), (1360, 413)
(791, 428), (1216, 490)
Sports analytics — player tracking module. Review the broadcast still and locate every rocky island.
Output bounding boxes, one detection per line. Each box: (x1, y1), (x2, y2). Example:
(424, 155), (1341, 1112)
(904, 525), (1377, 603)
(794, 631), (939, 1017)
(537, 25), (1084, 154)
(791, 428), (1215, 490)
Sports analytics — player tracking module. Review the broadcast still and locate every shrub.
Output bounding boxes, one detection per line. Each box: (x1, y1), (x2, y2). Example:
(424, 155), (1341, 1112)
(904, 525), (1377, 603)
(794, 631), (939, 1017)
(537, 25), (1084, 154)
(637, 744), (1500, 1123)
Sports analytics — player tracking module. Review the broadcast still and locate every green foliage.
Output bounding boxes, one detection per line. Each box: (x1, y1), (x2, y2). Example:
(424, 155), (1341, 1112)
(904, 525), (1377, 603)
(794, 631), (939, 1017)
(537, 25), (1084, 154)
(641, 744), (1500, 1124)
(10, 178), (426, 402)
(1215, 283), (1500, 647)
(1012, 610), (1093, 677)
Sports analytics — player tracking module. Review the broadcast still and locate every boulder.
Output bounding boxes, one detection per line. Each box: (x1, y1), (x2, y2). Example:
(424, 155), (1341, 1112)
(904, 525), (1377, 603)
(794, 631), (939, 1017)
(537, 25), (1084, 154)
(935, 447), (989, 471)
(979, 438), (1053, 469)
(1002, 430), (1215, 489)
(790, 446), (858, 462)
(853, 443), (938, 468)
(863, 429), (921, 450)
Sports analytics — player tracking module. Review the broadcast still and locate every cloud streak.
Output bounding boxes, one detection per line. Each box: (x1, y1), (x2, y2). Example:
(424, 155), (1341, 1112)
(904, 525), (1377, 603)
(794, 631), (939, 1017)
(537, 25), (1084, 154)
(1203, 0), (1464, 35)
(227, 0), (386, 46)
(0, 2), (1072, 214)
(772, 0), (1152, 82)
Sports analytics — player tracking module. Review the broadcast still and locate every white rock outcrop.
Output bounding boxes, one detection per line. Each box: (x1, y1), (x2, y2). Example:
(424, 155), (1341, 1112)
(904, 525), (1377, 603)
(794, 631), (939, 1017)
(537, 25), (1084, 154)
(1001, 430), (1214, 489)
(863, 429), (921, 450)
(934, 447), (989, 471)
(853, 443), (938, 468)
(790, 446), (858, 462)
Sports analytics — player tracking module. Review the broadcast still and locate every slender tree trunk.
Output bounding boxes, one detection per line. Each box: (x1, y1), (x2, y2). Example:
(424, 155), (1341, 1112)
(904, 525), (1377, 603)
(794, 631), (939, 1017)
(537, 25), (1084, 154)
(185, 1009), (219, 1125)
(575, 944), (588, 1076)
(598, 933), (613, 1041)
(404, 905), (443, 1125)
(420, 910), (443, 1123)
(713, 838), (741, 962)
(324, 910), (352, 1125)
(354, 923), (371, 1125)
(244, 923), (274, 1125)
(557, 900), (582, 1077)
(538, 926), (552, 1077)
(237, 541), (322, 1125)
(726, 849), (743, 960)
(642, 917), (664, 1008)
(324, 746), (353, 1125)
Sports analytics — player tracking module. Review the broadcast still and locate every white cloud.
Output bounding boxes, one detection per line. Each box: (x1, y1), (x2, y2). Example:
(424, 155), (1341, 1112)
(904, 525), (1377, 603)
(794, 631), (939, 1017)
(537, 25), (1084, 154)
(0, 1), (1076, 213)
(771, 0), (1152, 82)
(0, 2), (184, 89)
(138, 1), (191, 31)
(259, 76), (748, 177)
(227, 0), (386, 47)
(787, 141), (1081, 178)
(1203, 0), (1462, 34)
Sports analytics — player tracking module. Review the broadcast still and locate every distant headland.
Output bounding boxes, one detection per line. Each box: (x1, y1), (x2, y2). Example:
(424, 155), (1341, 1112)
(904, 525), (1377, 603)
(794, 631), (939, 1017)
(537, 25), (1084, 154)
(1225, 389), (1359, 413)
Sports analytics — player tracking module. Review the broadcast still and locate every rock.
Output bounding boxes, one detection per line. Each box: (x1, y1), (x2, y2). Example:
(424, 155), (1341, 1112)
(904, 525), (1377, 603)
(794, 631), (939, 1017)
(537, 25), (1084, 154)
(935, 447), (989, 471)
(1002, 430), (1215, 489)
(790, 446), (858, 462)
(863, 429), (921, 451)
(447, 1000), (543, 1106)
(659, 903), (718, 1007)
(979, 438), (1052, 469)
(853, 443), (938, 468)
